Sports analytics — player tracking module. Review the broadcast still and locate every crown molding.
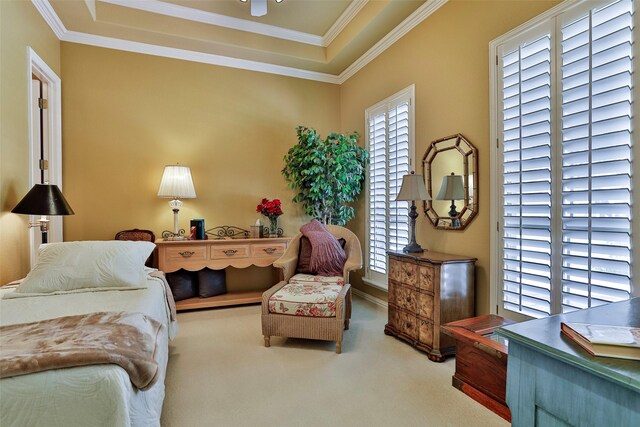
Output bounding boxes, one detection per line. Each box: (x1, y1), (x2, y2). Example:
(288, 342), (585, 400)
(32, 0), (448, 85)
(323, 0), (369, 47)
(338, 0), (447, 84)
(99, 0), (325, 46)
(31, 0), (67, 39)
(62, 30), (341, 84)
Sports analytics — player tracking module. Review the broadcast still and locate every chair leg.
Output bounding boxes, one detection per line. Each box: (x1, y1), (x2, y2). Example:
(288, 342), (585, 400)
(264, 336), (270, 347)
(344, 319), (350, 330)
(336, 341), (342, 354)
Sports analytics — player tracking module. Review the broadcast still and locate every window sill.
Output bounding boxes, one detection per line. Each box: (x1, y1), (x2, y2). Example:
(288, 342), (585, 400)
(362, 277), (388, 292)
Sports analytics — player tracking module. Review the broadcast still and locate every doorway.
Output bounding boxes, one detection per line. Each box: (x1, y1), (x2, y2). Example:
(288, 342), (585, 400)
(28, 48), (63, 268)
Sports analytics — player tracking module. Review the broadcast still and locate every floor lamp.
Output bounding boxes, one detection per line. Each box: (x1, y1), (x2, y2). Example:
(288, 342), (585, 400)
(12, 183), (75, 244)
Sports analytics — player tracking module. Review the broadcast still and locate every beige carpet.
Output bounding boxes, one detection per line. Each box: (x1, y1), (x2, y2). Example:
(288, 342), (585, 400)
(161, 296), (509, 427)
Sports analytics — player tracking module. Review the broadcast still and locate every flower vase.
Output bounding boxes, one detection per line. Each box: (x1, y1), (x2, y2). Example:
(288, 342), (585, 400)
(268, 216), (279, 238)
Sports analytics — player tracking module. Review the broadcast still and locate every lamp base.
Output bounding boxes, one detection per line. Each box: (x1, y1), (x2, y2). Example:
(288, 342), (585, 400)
(404, 201), (426, 253)
(162, 229), (187, 240)
(403, 241), (424, 253)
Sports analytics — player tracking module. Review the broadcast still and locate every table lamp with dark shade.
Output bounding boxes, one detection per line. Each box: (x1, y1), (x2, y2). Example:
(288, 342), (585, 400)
(436, 172), (465, 225)
(11, 183), (74, 244)
(396, 171), (431, 253)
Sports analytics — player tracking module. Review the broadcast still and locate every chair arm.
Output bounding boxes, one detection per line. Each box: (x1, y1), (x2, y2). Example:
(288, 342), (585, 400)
(273, 255), (298, 282)
(262, 280), (288, 314)
(335, 283), (351, 321)
(342, 260), (362, 284)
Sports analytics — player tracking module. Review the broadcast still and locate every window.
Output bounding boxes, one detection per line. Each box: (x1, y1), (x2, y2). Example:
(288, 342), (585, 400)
(491, 0), (636, 319)
(365, 85), (415, 288)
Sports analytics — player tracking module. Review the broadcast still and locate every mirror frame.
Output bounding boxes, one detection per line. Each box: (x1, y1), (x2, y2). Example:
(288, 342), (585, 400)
(421, 133), (478, 230)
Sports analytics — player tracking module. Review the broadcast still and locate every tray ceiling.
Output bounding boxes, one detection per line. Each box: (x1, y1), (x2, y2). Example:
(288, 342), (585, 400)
(35, 0), (446, 83)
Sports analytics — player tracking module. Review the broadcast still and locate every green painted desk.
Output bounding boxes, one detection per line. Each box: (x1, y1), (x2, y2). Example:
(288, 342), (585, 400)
(498, 298), (639, 426)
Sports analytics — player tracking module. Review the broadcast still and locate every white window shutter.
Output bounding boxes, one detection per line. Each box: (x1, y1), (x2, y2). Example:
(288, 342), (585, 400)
(368, 109), (389, 274)
(366, 87), (413, 280)
(501, 34), (553, 318)
(560, 0), (633, 312)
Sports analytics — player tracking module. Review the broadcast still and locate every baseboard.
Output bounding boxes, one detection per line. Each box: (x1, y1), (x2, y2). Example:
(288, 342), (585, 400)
(352, 288), (388, 309)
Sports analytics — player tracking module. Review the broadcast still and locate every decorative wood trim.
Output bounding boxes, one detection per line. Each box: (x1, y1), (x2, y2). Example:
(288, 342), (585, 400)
(31, 0), (67, 38)
(323, 0), (369, 46)
(32, 0), (447, 84)
(62, 30), (341, 84)
(99, 0), (324, 46)
(352, 287), (388, 309)
(337, 0), (448, 84)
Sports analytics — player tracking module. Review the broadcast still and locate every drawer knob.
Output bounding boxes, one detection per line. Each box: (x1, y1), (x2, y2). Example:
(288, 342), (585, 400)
(178, 251), (195, 257)
(263, 247), (277, 255)
(223, 249), (238, 256)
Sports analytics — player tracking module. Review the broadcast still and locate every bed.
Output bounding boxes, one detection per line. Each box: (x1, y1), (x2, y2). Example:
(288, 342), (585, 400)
(0, 241), (177, 427)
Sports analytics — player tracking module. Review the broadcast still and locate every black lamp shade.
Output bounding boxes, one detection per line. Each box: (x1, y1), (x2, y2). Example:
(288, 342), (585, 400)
(12, 184), (74, 216)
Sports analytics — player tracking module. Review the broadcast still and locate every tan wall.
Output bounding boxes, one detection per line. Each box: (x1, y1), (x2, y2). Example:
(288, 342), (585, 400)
(340, 0), (559, 312)
(60, 43), (341, 289)
(0, 0), (60, 284)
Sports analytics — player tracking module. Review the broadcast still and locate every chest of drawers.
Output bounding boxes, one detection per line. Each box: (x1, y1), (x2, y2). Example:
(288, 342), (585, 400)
(385, 251), (476, 362)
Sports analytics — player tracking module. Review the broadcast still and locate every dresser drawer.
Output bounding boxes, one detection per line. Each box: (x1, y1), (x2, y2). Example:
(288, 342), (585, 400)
(211, 245), (249, 260)
(398, 309), (418, 340)
(417, 292), (434, 320)
(250, 242), (287, 258)
(389, 258), (418, 287)
(418, 319), (434, 347)
(395, 284), (417, 312)
(419, 265), (435, 293)
(164, 245), (207, 262)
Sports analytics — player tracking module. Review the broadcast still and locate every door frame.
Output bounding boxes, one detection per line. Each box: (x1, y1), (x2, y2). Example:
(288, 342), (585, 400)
(27, 47), (63, 267)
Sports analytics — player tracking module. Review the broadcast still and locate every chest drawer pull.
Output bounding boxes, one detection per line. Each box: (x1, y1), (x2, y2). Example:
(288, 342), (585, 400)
(223, 249), (238, 256)
(178, 251), (195, 257)
(262, 247), (277, 255)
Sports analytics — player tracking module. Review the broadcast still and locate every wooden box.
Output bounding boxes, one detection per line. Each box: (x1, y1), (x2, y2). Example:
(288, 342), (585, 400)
(441, 315), (513, 421)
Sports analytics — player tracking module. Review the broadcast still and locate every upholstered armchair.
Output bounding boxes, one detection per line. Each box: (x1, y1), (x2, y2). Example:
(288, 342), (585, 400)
(261, 225), (362, 353)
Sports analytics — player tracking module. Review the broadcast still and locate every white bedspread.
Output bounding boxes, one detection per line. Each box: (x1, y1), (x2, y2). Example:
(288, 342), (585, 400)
(0, 272), (176, 427)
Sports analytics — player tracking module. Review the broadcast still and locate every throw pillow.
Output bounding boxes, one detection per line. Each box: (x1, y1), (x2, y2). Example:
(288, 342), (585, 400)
(166, 269), (198, 301)
(300, 220), (347, 277)
(15, 241), (155, 294)
(198, 268), (226, 298)
(297, 236), (346, 274)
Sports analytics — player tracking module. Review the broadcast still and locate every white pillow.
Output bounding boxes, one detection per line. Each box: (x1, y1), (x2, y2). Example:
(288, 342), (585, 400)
(15, 241), (156, 294)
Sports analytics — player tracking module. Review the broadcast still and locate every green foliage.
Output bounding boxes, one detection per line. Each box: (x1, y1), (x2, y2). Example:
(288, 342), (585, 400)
(282, 126), (369, 225)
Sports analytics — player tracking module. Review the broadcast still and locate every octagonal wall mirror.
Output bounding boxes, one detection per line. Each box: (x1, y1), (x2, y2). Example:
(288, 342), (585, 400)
(422, 134), (478, 230)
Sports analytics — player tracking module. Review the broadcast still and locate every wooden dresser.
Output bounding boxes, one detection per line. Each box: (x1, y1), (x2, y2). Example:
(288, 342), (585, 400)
(156, 237), (290, 311)
(385, 250), (476, 362)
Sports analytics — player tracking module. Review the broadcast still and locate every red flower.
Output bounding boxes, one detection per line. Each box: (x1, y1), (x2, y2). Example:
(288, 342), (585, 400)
(257, 198), (283, 218)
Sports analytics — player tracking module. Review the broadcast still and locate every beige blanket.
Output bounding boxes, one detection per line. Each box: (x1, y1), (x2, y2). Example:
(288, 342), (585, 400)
(0, 311), (163, 390)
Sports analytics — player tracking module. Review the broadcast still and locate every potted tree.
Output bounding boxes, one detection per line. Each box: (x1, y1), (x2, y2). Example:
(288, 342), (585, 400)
(282, 126), (369, 225)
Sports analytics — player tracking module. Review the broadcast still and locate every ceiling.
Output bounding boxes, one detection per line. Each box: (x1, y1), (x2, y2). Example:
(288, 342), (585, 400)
(34, 0), (447, 83)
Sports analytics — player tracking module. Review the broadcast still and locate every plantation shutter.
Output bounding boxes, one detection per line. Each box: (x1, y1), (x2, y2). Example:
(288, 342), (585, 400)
(388, 102), (410, 252)
(368, 108), (388, 274)
(366, 87), (413, 280)
(560, 0), (633, 311)
(501, 34), (553, 318)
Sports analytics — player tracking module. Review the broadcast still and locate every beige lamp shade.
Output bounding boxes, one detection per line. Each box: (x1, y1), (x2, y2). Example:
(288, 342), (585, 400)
(157, 165), (196, 199)
(396, 172), (431, 201)
(436, 173), (464, 201)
